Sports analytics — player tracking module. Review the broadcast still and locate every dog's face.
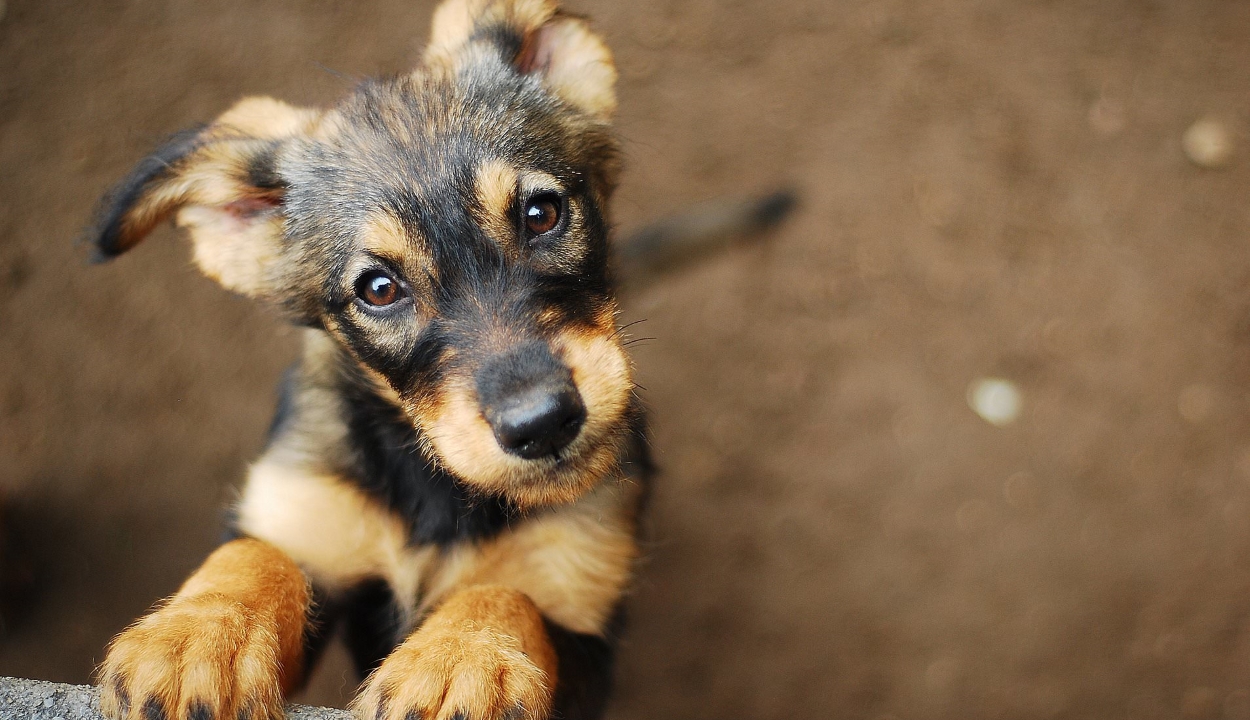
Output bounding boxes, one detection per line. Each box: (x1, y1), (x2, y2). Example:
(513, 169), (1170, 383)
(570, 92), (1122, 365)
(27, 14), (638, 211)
(89, 0), (634, 508)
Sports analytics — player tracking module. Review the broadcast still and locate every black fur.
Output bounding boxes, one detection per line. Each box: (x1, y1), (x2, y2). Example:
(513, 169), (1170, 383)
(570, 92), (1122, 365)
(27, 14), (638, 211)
(281, 71), (616, 396)
(244, 145), (287, 192)
(544, 611), (623, 720)
(299, 584), (342, 686)
(141, 696), (168, 720)
(89, 125), (207, 261)
(339, 578), (408, 676)
(186, 700), (212, 720)
(475, 341), (574, 415)
(337, 363), (520, 546)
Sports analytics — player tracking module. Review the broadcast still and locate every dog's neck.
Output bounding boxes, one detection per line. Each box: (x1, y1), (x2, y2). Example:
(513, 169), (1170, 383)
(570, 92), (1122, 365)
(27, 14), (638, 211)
(332, 364), (522, 546)
(270, 330), (522, 546)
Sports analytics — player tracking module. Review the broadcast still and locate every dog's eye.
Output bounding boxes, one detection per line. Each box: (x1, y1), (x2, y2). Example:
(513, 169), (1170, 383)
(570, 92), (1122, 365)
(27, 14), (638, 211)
(523, 193), (562, 237)
(355, 270), (403, 307)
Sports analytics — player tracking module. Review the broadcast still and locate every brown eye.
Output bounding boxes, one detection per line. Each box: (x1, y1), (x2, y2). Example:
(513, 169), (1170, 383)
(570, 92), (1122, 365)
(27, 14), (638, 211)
(524, 194), (561, 236)
(356, 270), (402, 307)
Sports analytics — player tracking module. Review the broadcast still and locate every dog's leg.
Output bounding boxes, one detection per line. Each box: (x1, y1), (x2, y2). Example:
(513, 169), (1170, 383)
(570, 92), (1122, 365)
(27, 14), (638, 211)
(353, 584), (558, 720)
(353, 478), (642, 720)
(98, 538), (310, 720)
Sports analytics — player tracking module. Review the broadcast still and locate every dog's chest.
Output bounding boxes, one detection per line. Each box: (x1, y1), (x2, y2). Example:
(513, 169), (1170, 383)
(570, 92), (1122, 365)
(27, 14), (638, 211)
(235, 461), (448, 608)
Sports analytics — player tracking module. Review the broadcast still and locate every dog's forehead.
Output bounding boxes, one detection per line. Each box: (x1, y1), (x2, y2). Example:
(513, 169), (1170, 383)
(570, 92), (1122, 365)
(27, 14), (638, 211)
(338, 69), (568, 182)
(283, 68), (581, 246)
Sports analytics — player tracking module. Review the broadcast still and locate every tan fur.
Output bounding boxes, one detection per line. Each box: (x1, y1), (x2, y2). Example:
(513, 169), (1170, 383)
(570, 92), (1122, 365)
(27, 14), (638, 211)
(235, 462), (437, 609)
(215, 96), (322, 139)
(422, 379), (611, 508)
(425, 0), (615, 120)
(116, 96), (316, 250)
(423, 378), (539, 499)
(279, 328), (406, 451)
(238, 419), (638, 637)
(518, 169), (562, 196)
(474, 159), (519, 250)
(179, 205), (284, 297)
(418, 312), (630, 509)
(423, 480), (640, 635)
(525, 17), (617, 119)
(425, 0), (557, 65)
(235, 332), (436, 613)
(112, 155), (231, 252)
(356, 211), (438, 321)
(290, 328), (372, 450)
(554, 325), (633, 452)
(360, 211), (418, 266)
(115, 96), (322, 295)
(353, 585), (557, 720)
(98, 539), (309, 720)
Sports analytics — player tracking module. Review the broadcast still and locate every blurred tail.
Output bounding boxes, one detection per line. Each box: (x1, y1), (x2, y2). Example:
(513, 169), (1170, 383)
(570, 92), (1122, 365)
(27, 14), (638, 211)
(614, 189), (797, 288)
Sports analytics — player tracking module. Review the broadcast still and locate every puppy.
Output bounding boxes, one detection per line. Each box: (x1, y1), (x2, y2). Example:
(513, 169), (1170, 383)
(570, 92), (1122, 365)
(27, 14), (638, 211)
(89, 2), (646, 719)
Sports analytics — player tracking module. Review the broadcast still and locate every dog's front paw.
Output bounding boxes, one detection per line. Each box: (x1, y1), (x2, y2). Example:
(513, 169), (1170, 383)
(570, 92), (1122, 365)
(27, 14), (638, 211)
(98, 593), (285, 720)
(354, 624), (553, 720)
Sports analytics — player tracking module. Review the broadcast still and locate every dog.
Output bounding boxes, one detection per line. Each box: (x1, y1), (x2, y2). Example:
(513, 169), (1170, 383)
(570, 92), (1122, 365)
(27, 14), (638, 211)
(85, 2), (791, 719)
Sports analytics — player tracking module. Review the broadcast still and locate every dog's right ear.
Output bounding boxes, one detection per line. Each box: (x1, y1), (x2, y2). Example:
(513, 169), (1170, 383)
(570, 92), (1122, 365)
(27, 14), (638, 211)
(425, 0), (617, 120)
(89, 97), (320, 299)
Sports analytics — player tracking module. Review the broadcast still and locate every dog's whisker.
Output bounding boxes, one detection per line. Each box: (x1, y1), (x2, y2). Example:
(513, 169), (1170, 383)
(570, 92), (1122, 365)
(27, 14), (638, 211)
(621, 337), (657, 348)
(612, 318), (648, 339)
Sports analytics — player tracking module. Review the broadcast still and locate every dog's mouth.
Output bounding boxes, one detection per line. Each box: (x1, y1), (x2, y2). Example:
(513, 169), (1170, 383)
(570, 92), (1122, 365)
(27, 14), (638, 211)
(416, 332), (634, 509)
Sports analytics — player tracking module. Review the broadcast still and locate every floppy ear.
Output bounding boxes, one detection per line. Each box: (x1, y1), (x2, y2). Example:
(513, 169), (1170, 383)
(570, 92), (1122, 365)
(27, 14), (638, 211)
(424, 0), (617, 119)
(89, 97), (320, 298)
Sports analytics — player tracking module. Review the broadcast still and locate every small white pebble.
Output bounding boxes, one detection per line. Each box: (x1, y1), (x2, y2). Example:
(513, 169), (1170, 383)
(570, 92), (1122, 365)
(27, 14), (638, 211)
(1183, 116), (1234, 169)
(968, 377), (1022, 426)
(43, 697), (54, 707)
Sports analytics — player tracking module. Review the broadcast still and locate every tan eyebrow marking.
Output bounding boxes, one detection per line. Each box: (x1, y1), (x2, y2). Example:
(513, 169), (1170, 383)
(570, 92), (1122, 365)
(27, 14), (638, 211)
(358, 211), (437, 295)
(518, 170), (563, 198)
(474, 159), (519, 252)
(361, 212), (415, 263)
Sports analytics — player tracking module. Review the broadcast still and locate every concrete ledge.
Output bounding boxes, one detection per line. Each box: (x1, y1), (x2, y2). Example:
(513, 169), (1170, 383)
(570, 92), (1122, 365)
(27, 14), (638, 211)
(0, 677), (351, 720)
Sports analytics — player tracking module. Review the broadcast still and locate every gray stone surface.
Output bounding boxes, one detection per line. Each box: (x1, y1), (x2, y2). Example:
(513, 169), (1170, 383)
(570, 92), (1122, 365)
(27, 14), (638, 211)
(0, 677), (351, 720)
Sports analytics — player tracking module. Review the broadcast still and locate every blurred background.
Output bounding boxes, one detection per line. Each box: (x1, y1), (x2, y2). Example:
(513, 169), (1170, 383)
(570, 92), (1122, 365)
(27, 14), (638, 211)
(3, 0), (1250, 718)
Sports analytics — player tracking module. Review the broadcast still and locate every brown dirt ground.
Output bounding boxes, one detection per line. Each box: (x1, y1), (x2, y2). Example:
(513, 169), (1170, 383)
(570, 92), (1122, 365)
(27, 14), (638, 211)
(4, 1), (1250, 718)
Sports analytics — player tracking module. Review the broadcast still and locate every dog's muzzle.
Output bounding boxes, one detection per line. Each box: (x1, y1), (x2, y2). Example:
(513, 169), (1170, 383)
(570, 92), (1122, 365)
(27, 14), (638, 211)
(476, 341), (587, 459)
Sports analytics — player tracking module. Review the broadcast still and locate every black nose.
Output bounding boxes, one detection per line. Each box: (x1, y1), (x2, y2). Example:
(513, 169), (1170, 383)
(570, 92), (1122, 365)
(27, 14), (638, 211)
(476, 342), (587, 460)
(488, 385), (586, 459)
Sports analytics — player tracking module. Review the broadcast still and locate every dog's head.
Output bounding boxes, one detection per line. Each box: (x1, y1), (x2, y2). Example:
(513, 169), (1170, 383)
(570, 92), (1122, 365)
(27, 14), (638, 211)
(88, 0), (633, 509)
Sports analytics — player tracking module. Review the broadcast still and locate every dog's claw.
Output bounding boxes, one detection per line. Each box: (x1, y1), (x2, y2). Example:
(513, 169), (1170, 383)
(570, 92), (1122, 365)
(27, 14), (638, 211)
(142, 697), (169, 720)
(188, 700), (214, 720)
(96, 592), (285, 720)
(111, 678), (131, 716)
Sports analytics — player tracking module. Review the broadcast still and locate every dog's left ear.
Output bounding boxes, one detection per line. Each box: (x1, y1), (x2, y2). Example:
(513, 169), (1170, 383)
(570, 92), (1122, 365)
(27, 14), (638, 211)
(425, 0), (617, 120)
(88, 97), (320, 299)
